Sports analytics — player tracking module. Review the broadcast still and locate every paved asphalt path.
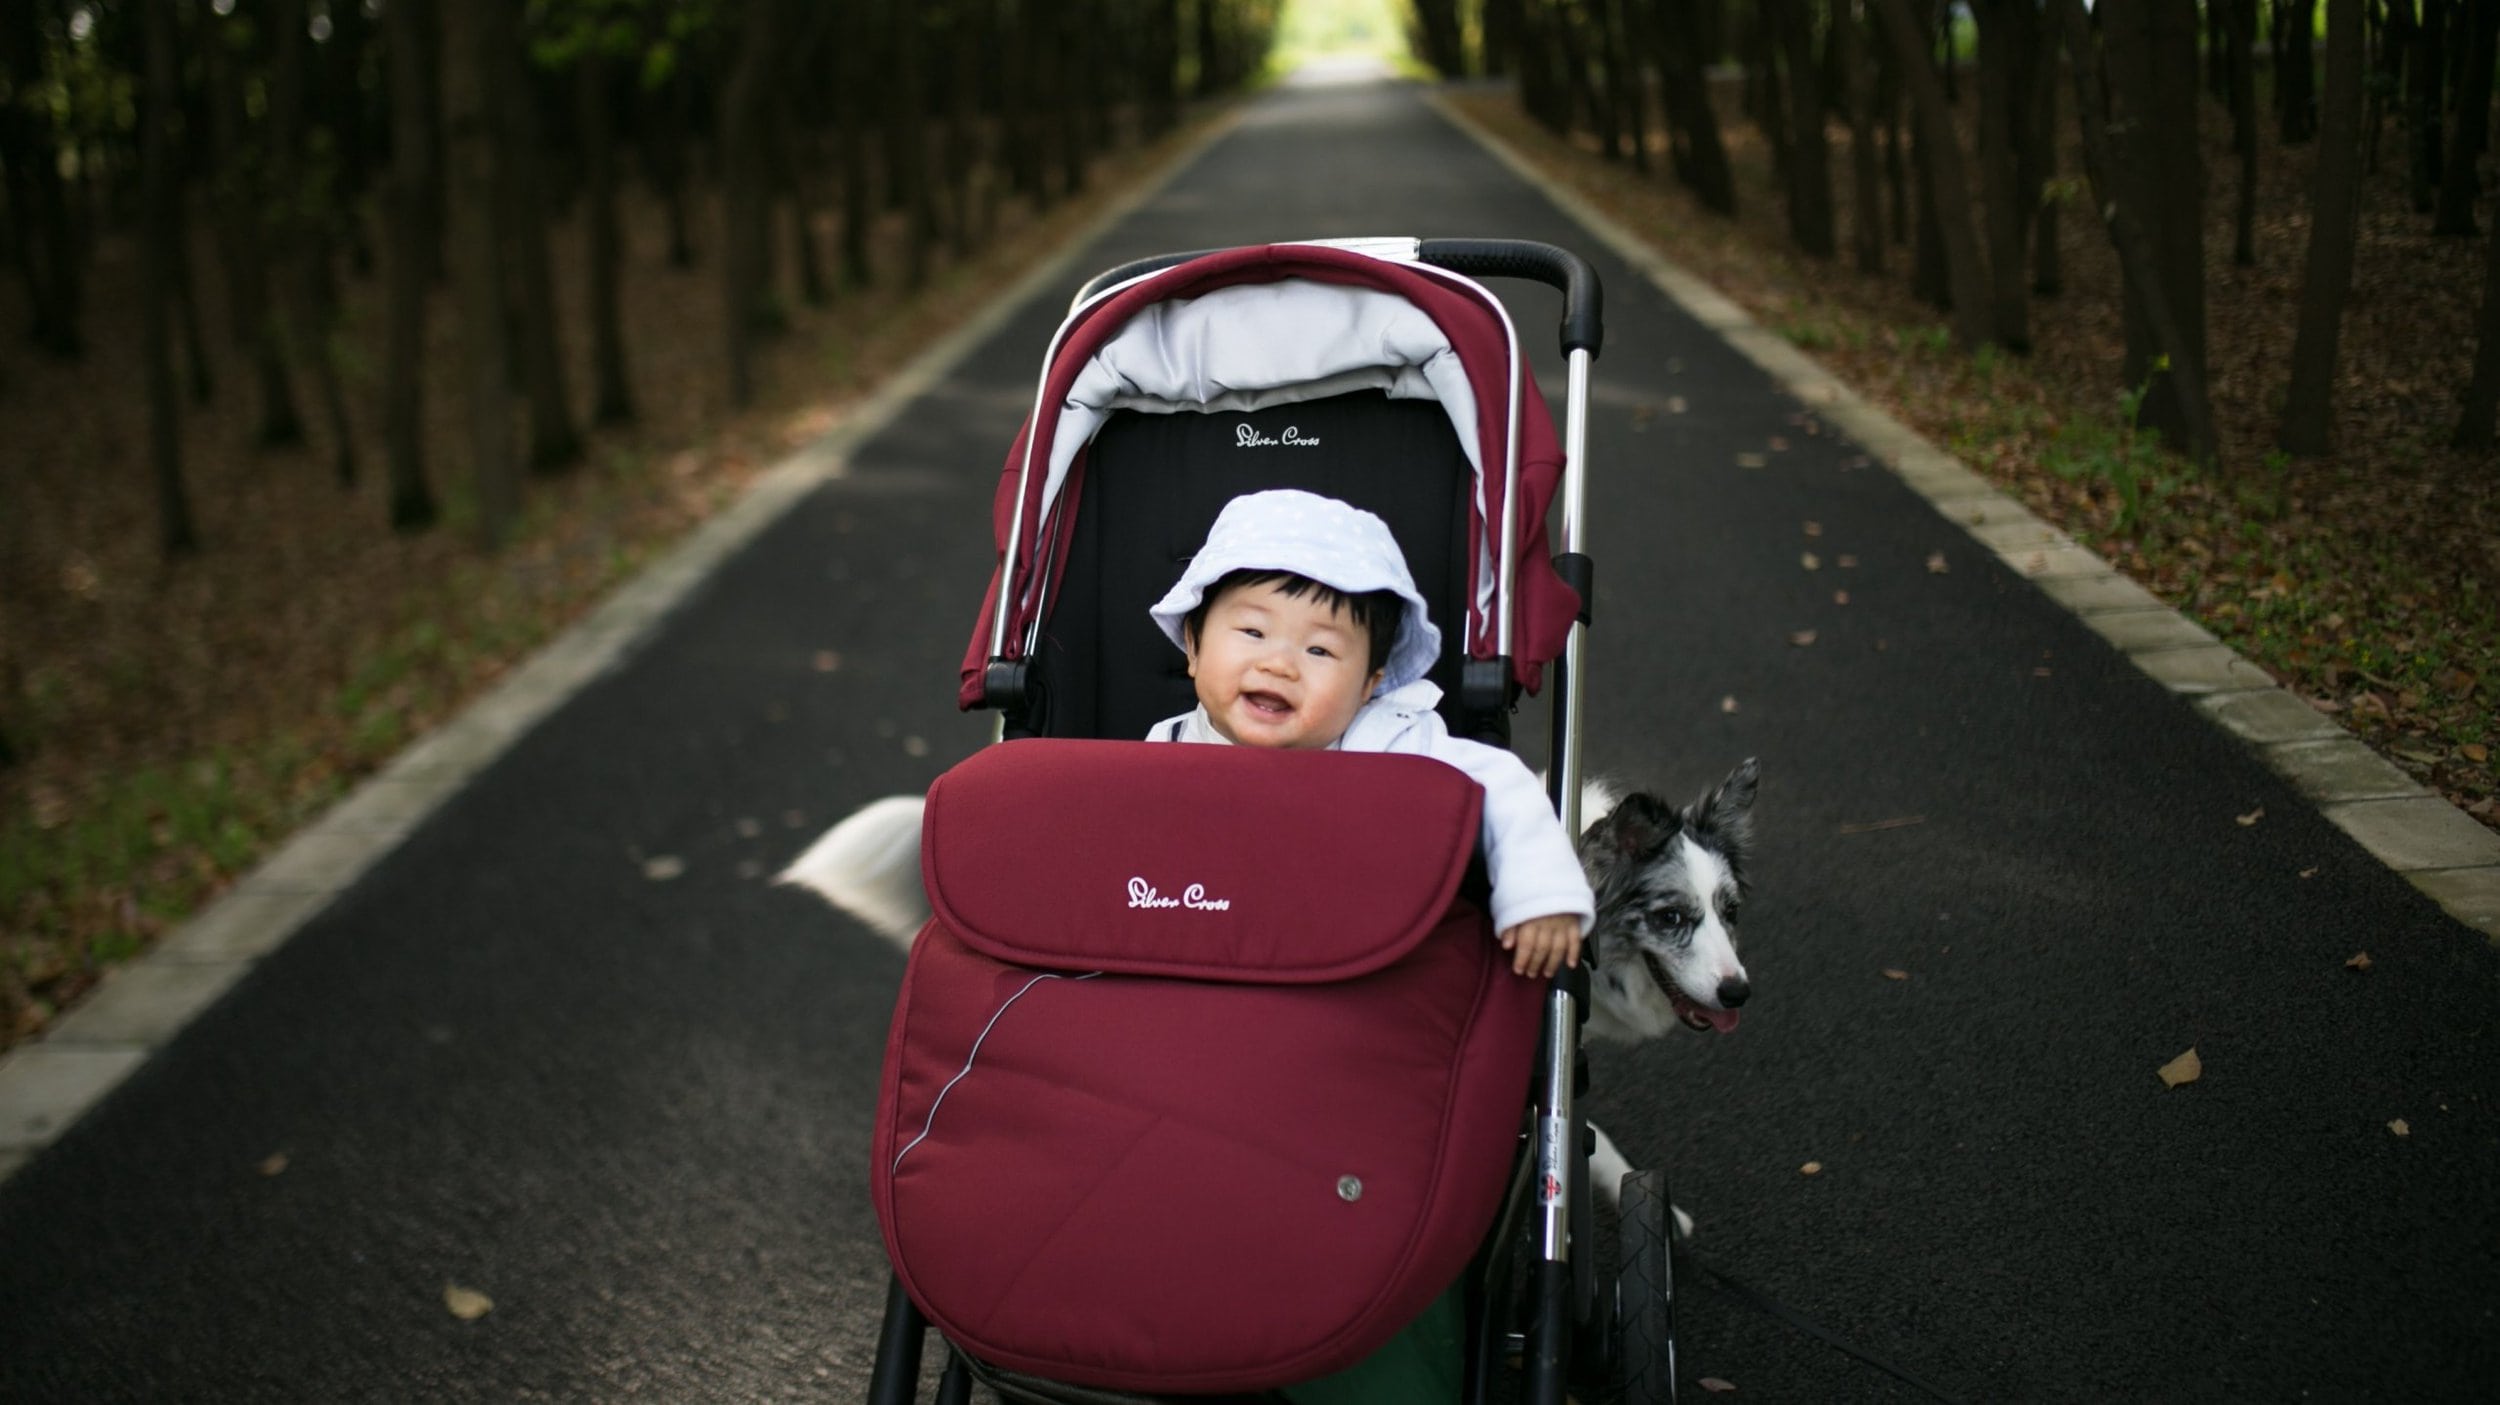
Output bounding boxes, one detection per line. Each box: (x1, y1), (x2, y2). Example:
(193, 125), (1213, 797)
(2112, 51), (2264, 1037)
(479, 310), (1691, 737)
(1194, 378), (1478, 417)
(7, 79), (2497, 1403)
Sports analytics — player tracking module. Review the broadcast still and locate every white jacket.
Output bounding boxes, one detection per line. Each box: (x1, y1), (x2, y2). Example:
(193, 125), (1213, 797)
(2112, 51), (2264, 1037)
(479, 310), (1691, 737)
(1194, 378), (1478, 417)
(1148, 680), (1595, 936)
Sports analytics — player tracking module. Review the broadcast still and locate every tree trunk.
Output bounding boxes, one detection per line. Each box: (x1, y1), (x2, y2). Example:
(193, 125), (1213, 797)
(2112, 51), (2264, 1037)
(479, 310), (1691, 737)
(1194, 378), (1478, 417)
(1600, 0), (1650, 174)
(200, 2), (302, 445)
(169, 164), (215, 403)
(142, 0), (197, 556)
(1485, 0), (1524, 76)
(2102, 0), (2207, 446)
(2053, 0), (2218, 463)
(2230, 0), (2261, 264)
(1974, 0), (2037, 349)
(382, 0), (439, 531)
(1648, 0), (1737, 214)
(1839, 1), (1886, 273)
(578, 47), (635, 425)
(890, 2), (937, 289)
(948, 1), (989, 256)
(1874, 0), (1992, 346)
(2451, 185), (2500, 444)
(2434, 0), (2496, 234)
(722, 0), (783, 407)
(1879, 32), (1908, 242)
(2029, 5), (2063, 294)
(441, 0), (519, 548)
(2406, 0), (2448, 214)
(0, 1), (82, 357)
(1770, 0), (1835, 257)
(1143, 0), (1182, 134)
(780, 101), (830, 307)
(2280, 0), (2367, 456)
(836, 2), (877, 280)
(2281, 0), (2318, 142)
(1414, 0), (1469, 76)
(653, 70), (700, 269)
(269, 0), (362, 486)
(482, 5), (581, 473)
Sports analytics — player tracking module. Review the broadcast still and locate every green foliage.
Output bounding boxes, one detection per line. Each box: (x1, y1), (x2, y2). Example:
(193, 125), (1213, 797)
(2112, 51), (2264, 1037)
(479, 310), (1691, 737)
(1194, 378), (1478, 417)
(2039, 366), (2180, 534)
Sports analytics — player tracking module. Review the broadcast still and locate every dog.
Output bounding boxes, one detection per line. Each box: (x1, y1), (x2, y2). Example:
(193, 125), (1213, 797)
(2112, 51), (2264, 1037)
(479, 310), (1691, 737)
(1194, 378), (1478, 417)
(779, 758), (1759, 1227)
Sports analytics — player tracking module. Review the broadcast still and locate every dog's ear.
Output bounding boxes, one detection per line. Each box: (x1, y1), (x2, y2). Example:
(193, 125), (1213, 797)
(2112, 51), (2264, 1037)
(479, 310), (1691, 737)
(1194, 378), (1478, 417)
(1590, 791), (1680, 859)
(1687, 758), (1758, 854)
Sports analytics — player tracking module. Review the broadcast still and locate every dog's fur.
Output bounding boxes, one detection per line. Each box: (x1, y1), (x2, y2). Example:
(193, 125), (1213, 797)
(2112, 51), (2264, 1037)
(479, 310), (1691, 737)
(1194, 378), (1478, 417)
(778, 758), (1758, 1224)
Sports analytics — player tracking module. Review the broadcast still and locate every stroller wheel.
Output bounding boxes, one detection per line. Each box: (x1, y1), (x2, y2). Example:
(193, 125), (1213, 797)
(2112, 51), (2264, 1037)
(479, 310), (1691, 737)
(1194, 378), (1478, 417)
(1614, 1168), (1679, 1405)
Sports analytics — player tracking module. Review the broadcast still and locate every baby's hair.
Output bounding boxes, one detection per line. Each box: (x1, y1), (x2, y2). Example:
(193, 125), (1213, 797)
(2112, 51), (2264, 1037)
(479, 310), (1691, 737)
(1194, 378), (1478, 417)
(1183, 569), (1406, 677)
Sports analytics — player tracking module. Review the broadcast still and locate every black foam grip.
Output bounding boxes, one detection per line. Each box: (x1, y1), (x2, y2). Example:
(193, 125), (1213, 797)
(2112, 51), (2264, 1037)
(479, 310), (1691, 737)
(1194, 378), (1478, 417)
(1417, 239), (1604, 356)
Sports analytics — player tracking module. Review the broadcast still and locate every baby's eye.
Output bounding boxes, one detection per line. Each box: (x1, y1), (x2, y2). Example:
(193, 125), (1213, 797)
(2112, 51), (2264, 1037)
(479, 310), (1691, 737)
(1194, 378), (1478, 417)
(1237, 626), (1263, 640)
(1305, 644), (1335, 659)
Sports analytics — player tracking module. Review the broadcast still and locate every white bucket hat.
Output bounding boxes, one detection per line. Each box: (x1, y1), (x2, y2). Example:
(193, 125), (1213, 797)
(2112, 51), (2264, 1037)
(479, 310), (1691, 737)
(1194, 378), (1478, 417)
(1149, 489), (1443, 691)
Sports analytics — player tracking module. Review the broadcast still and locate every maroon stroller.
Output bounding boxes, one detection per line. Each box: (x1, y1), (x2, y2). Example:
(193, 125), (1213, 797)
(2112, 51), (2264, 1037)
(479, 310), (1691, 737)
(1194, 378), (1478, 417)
(867, 240), (1682, 1404)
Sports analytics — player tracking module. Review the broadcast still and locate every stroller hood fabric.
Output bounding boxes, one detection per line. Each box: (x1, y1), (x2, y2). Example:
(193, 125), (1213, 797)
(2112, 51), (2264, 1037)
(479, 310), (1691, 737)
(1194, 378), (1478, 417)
(1147, 488), (1445, 692)
(960, 243), (1581, 710)
(873, 740), (1544, 1392)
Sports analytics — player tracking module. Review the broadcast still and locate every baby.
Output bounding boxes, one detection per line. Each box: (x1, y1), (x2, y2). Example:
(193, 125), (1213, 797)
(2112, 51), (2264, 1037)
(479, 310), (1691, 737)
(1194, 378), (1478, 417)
(1146, 489), (1593, 978)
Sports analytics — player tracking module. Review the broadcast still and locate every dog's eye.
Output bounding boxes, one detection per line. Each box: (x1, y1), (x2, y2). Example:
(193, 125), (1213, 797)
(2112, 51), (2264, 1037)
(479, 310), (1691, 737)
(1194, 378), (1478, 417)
(1647, 906), (1692, 929)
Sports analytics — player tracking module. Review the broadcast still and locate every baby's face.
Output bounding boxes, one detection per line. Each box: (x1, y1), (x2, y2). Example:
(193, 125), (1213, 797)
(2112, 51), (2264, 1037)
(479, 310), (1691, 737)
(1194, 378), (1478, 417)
(1184, 580), (1386, 750)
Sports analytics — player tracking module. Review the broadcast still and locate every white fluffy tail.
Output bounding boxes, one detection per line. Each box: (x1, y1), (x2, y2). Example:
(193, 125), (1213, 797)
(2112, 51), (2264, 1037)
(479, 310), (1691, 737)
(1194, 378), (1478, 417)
(775, 795), (931, 947)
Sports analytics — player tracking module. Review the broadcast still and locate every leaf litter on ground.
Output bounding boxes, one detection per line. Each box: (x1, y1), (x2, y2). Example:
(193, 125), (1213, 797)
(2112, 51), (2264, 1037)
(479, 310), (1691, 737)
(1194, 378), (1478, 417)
(2158, 1048), (2203, 1089)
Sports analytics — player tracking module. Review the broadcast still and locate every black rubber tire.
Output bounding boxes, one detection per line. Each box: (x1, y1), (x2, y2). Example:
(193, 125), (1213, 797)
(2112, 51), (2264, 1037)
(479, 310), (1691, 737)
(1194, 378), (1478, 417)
(1615, 1168), (1679, 1405)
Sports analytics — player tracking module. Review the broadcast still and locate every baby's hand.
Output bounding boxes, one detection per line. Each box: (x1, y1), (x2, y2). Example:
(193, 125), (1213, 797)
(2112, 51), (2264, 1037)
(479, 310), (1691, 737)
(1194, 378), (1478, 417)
(1499, 914), (1583, 978)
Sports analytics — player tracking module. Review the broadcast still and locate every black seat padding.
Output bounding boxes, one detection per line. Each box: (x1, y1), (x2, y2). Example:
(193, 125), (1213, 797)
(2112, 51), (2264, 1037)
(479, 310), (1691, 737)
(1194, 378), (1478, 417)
(1017, 389), (1498, 746)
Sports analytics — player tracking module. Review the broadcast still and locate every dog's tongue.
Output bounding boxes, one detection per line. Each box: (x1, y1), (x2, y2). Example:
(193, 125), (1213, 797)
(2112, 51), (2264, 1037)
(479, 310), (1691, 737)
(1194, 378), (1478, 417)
(1703, 1008), (1741, 1034)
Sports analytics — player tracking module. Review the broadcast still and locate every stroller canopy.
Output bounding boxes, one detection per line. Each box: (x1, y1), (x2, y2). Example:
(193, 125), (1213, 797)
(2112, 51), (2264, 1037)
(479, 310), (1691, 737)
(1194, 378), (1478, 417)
(959, 243), (1581, 713)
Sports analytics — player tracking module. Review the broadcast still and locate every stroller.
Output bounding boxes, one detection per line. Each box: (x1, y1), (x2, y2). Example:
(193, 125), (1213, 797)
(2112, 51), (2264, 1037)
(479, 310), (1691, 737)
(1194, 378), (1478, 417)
(865, 239), (1683, 1405)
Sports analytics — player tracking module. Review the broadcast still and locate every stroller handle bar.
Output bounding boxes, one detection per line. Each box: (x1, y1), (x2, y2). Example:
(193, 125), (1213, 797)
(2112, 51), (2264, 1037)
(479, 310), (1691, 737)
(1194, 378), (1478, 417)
(1071, 238), (1604, 357)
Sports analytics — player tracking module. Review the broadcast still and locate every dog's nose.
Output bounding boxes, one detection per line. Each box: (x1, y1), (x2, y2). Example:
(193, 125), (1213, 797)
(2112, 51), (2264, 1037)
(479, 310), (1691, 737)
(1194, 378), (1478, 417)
(1716, 976), (1751, 1008)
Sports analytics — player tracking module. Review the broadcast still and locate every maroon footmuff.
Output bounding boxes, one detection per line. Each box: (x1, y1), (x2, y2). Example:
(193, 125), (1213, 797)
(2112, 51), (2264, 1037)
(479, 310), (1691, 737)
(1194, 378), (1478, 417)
(871, 739), (1545, 1394)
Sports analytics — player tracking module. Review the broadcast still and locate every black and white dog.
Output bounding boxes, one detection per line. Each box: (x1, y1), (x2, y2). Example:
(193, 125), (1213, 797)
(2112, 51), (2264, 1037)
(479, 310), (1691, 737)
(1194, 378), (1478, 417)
(779, 759), (1758, 1220)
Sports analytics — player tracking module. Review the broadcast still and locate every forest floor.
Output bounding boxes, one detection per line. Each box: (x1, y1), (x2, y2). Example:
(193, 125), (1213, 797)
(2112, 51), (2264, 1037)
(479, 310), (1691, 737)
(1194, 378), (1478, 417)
(0, 110), (1229, 1052)
(1450, 79), (2497, 841)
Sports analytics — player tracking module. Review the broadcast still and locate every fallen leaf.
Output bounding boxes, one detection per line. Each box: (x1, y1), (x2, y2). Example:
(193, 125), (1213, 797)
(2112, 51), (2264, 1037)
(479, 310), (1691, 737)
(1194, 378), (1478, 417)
(258, 1152), (289, 1177)
(2157, 1048), (2203, 1089)
(2346, 951), (2373, 972)
(2388, 1118), (2410, 1137)
(642, 856), (686, 881)
(1720, 695), (1740, 714)
(2235, 806), (2265, 827)
(1882, 968), (1909, 981)
(1800, 1161), (1823, 1176)
(1838, 815), (1924, 834)
(1788, 629), (1819, 647)
(811, 650), (842, 673)
(1926, 551), (1950, 574)
(1834, 589), (1851, 605)
(1699, 1380), (1738, 1394)
(2299, 867), (2320, 879)
(1803, 520), (1823, 537)
(1736, 452), (1768, 469)
(1801, 552), (1822, 570)
(2464, 742), (2490, 763)
(444, 1285), (495, 1321)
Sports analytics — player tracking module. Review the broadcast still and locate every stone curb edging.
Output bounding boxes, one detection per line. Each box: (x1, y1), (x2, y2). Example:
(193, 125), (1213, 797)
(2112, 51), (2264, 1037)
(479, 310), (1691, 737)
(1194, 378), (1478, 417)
(1427, 90), (2500, 946)
(0, 109), (1250, 1189)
